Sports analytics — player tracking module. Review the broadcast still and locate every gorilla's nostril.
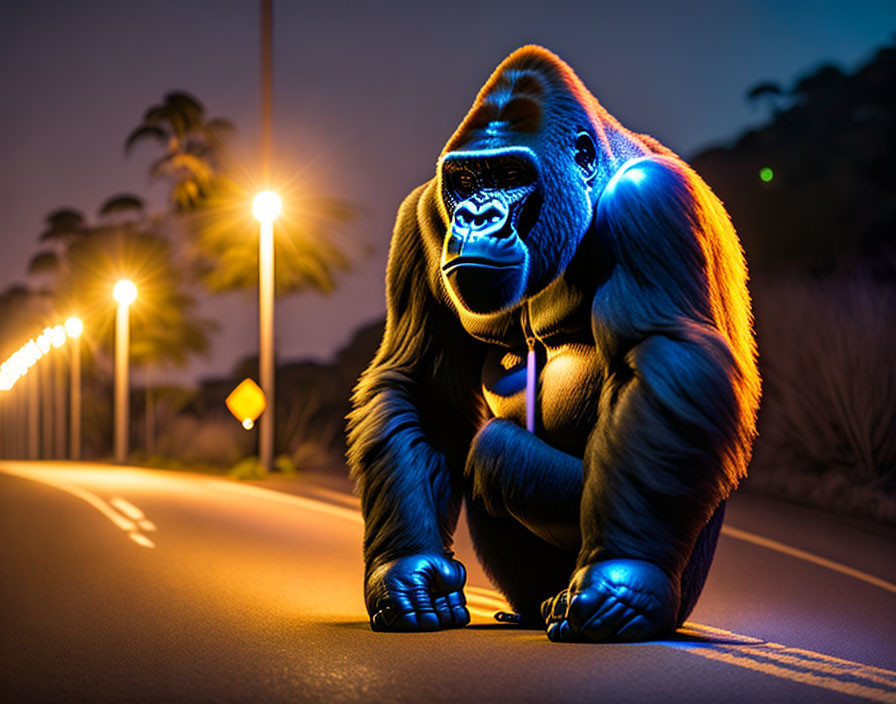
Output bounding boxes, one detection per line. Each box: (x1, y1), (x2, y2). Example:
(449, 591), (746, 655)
(446, 234), (463, 256)
(453, 199), (512, 238)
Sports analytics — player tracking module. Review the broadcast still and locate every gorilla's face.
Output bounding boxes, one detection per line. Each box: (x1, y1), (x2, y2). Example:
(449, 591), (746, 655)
(439, 127), (598, 315)
(439, 146), (540, 314)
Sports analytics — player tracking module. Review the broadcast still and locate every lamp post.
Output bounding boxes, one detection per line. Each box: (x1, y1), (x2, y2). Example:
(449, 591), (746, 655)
(113, 280), (137, 465)
(38, 329), (53, 459)
(252, 190), (281, 472)
(51, 324), (66, 459)
(27, 362), (39, 459)
(65, 316), (83, 460)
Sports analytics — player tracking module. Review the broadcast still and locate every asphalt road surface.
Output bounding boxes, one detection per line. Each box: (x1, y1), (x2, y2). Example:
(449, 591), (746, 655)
(1, 461), (895, 703)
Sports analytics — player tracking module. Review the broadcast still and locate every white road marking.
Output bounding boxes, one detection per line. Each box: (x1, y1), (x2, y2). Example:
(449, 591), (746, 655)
(721, 525), (896, 594)
(0, 465), (156, 549)
(129, 533), (156, 548)
(111, 497), (145, 520)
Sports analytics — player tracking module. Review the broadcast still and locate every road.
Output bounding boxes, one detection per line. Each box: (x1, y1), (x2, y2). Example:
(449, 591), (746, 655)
(1, 460), (895, 703)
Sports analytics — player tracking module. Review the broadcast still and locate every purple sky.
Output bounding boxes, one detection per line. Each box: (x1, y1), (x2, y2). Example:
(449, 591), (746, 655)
(2, 1), (894, 384)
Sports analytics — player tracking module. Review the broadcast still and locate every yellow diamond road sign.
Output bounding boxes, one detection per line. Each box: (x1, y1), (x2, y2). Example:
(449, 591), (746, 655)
(225, 378), (266, 430)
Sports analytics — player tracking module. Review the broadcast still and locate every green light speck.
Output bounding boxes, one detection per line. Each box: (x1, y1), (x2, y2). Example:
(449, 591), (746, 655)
(760, 167), (774, 183)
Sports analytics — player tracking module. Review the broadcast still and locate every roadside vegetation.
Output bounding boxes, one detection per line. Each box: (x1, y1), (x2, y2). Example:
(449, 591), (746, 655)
(2, 41), (894, 525)
(694, 39), (896, 523)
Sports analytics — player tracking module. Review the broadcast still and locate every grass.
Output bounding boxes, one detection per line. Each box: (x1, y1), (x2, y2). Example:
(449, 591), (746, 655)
(748, 272), (896, 524)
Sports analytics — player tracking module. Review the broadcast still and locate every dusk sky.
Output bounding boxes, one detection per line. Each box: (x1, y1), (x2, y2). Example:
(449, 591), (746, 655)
(2, 0), (894, 384)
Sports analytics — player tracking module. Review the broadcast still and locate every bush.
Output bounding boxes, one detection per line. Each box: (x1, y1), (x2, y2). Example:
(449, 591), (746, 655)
(156, 413), (253, 467)
(748, 273), (896, 523)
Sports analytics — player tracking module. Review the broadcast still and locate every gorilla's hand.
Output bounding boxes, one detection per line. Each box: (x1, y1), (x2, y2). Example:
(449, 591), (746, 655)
(366, 554), (471, 632)
(541, 559), (679, 642)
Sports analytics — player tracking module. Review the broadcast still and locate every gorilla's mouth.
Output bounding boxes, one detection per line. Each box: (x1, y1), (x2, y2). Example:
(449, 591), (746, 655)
(441, 255), (523, 275)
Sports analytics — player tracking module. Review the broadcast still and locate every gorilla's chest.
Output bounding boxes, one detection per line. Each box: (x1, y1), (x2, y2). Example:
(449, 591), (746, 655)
(481, 332), (601, 456)
(453, 228), (604, 456)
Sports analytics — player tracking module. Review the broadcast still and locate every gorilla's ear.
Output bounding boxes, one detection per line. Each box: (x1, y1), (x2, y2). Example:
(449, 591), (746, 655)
(574, 131), (598, 183)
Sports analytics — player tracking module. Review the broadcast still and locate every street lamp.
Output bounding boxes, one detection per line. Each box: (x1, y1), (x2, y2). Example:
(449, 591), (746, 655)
(65, 316), (83, 460)
(113, 280), (137, 464)
(252, 190), (281, 472)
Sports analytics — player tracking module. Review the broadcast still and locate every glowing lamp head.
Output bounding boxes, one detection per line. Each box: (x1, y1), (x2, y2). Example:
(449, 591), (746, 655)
(252, 190), (282, 224)
(241, 418), (254, 430)
(65, 317), (83, 338)
(51, 325), (66, 348)
(37, 330), (52, 354)
(113, 279), (137, 305)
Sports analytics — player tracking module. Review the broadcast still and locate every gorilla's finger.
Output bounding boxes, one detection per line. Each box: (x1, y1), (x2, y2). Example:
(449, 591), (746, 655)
(404, 585), (441, 631)
(371, 592), (440, 632)
(371, 610), (387, 632)
(386, 611), (422, 632)
(432, 594), (454, 628)
(546, 619), (573, 642)
(446, 590), (471, 627)
(615, 612), (655, 642)
(432, 592), (469, 628)
(371, 605), (408, 632)
(565, 588), (608, 632)
(579, 601), (629, 642)
(541, 589), (569, 624)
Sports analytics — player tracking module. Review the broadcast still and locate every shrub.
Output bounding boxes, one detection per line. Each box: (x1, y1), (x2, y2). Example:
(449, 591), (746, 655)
(748, 273), (896, 523)
(156, 413), (253, 467)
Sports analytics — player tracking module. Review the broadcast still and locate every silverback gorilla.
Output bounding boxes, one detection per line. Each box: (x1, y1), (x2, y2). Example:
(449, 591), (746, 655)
(347, 46), (761, 642)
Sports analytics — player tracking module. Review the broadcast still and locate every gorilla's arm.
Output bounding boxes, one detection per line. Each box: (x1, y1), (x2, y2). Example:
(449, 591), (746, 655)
(547, 156), (753, 642)
(466, 418), (583, 550)
(347, 183), (487, 631)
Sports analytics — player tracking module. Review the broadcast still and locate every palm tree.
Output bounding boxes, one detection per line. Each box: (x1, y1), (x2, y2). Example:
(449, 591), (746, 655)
(125, 92), (234, 210)
(27, 197), (216, 456)
(0, 285), (36, 359)
(126, 91), (361, 298)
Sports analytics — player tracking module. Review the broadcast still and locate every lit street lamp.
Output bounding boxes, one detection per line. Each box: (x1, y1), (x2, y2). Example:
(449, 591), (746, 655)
(65, 316), (83, 460)
(113, 280), (137, 465)
(252, 190), (281, 472)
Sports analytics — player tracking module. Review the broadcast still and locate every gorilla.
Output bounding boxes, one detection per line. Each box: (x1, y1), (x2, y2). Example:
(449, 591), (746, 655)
(347, 46), (760, 642)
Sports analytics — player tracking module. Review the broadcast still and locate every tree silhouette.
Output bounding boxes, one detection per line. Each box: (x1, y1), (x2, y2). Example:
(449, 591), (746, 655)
(26, 198), (216, 454)
(746, 81), (783, 118)
(127, 91), (361, 298)
(126, 92), (233, 210)
(693, 39), (896, 274)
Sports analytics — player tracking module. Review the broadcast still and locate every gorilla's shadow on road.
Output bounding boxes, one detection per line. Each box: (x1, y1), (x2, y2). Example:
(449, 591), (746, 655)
(322, 621), (751, 646)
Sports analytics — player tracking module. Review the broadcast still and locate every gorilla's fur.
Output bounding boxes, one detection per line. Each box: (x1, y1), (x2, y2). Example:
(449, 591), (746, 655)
(347, 46), (760, 640)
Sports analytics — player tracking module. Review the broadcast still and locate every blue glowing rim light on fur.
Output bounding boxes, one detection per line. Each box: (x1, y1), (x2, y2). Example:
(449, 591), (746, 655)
(603, 157), (650, 198)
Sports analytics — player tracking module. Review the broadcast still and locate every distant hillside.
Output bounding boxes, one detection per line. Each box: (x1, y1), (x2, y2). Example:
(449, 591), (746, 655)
(692, 40), (896, 274)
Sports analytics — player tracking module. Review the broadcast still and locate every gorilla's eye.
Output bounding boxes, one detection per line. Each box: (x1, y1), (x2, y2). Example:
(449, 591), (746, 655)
(453, 171), (477, 196)
(498, 165), (525, 188)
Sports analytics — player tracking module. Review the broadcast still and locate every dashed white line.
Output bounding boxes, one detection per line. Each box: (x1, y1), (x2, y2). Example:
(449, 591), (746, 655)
(111, 497), (145, 520)
(0, 466), (156, 549)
